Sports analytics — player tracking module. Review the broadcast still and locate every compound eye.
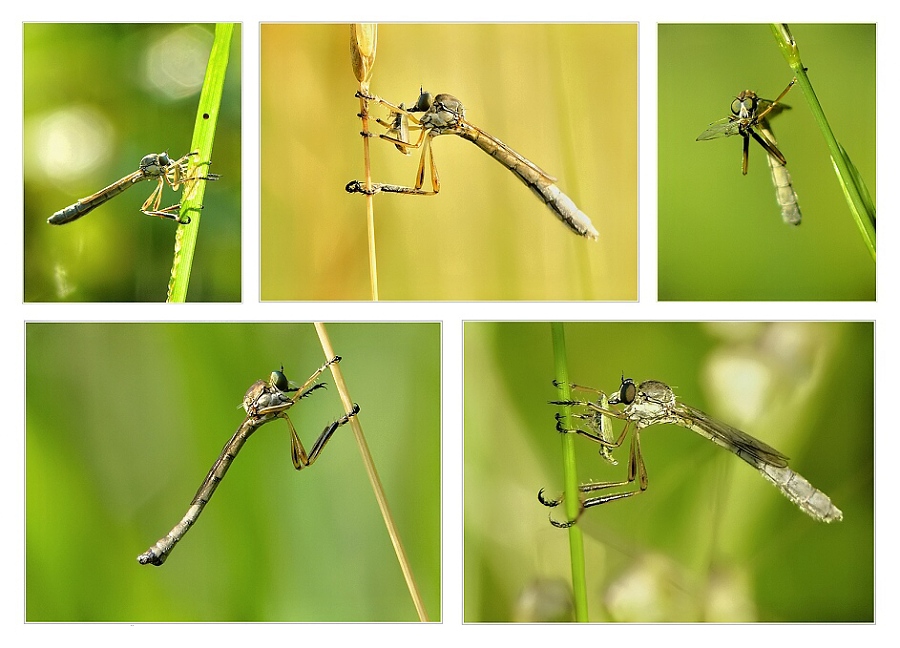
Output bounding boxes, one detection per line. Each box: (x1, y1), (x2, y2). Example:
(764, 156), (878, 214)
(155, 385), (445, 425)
(411, 89), (433, 112)
(619, 378), (636, 405)
(270, 367), (290, 392)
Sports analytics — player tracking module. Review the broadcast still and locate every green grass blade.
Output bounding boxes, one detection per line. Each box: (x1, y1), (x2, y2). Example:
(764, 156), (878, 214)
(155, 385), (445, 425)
(831, 143), (876, 260)
(550, 323), (589, 622)
(837, 143), (876, 219)
(167, 23), (234, 302)
(770, 23), (875, 262)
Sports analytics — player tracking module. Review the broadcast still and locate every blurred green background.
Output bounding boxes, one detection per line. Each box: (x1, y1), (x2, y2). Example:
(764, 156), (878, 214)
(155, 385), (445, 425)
(24, 23), (242, 302)
(465, 322), (873, 621)
(658, 24), (875, 300)
(261, 24), (637, 300)
(26, 323), (441, 621)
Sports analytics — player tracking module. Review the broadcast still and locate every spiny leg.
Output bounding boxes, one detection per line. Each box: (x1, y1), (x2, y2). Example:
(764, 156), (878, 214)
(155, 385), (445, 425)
(749, 126), (786, 165)
(356, 91), (426, 148)
(426, 135), (440, 192)
(754, 78), (796, 122)
(538, 469), (635, 528)
(550, 398), (624, 424)
(375, 105), (421, 154)
(379, 122), (427, 152)
(287, 403), (361, 470)
(355, 90), (426, 126)
(290, 356), (342, 404)
(142, 177), (166, 213)
(143, 203), (189, 223)
(551, 382), (627, 441)
(555, 411), (631, 449)
(166, 157), (219, 192)
(549, 398), (609, 409)
(140, 153), (218, 223)
(552, 391), (630, 471)
(346, 132), (439, 197)
(552, 380), (607, 396)
(741, 131), (750, 175)
(539, 431), (648, 528)
(368, 127), (439, 196)
(537, 417), (633, 526)
(537, 487), (580, 529)
(294, 382), (328, 402)
(581, 431), (648, 510)
(350, 90), (441, 197)
(414, 135), (432, 192)
(137, 179), (188, 223)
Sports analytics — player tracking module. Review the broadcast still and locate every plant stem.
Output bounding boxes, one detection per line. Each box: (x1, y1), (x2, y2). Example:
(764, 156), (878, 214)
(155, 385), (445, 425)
(167, 22), (234, 302)
(770, 23), (875, 262)
(550, 323), (589, 622)
(313, 322), (428, 620)
(358, 90), (379, 301)
(350, 24), (379, 300)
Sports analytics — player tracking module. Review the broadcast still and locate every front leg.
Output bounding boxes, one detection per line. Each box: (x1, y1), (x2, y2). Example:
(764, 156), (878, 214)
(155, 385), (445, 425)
(555, 412), (631, 449)
(355, 90), (424, 126)
(290, 356), (342, 404)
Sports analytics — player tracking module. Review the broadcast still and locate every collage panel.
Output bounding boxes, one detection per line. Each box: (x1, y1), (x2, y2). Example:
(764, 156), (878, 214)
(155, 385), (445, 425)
(25, 322), (441, 621)
(658, 24), (875, 301)
(14, 15), (887, 635)
(260, 23), (637, 300)
(23, 23), (242, 302)
(464, 321), (872, 622)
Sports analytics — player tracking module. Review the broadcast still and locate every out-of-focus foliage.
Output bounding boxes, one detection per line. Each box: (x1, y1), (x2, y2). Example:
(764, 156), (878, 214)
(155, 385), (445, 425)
(26, 323), (441, 621)
(24, 23), (242, 302)
(465, 322), (873, 621)
(261, 24), (637, 300)
(658, 24), (875, 300)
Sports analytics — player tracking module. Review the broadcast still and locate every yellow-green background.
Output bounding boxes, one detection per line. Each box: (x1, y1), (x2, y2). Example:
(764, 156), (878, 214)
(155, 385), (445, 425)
(261, 24), (637, 300)
(26, 323), (441, 621)
(465, 322), (873, 621)
(24, 23), (242, 302)
(658, 24), (875, 300)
